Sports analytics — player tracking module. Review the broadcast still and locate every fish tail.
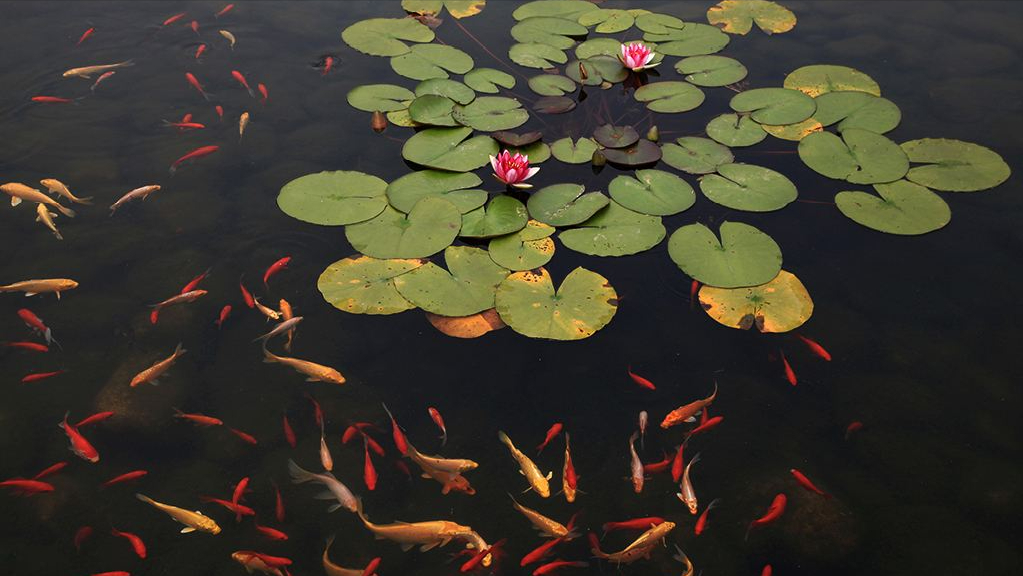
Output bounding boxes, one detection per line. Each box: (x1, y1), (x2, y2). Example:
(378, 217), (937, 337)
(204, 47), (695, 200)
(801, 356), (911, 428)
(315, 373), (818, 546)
(135, 493), (154, 505)
(587, 532), (606, 558)
(672, 544), (689, 564)
(53, 229), (64, 240)
(287, 459), (316, 484)
(121, 59), (135, 67)
(75, 197), (94, 205)
(173, 342), (186, 357)
(55, 204), (76, 218)
(497, 430), (513, 448)
(439, 432), (447, 447)
(246, 87), (255, 98)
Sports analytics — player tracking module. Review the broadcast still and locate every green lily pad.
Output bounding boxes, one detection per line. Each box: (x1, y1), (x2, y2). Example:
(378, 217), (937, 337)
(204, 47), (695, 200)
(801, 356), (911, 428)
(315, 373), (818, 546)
(699, 163), (798, 212)
(318, 255), (425, 315)
(784, 65), (880, 97)
(706, 113), (767, 147)
(578, 9), (635, 33)
(533, 96), (577, 114)
(529, 74), (577, 96)
(347, 84), (416, 112)
(386, 105), (418, 128)
(402, 126), (498, 172)
(706, 0), (797, 35)
(644, 23), (729, 57)
(401, 0), (487, 19)
(551, 137), (599, 164)
(901, 138), (1011, 192)
(559, 201), (666, 257)
(495, 267), (617, 340)
(574, 37), (626, 60)
(594, 124), (639, 148)
(813, 91), (901, 134)
(634, 81), (705, 113)
(603, 140), (662, 166)
(635, 12), (686, 34)
(668, 221), (782, 287)
(504, 141), (551, 164)
(699, 270), (812, 333)
(661, 136), (734, 174)
(675, 55), (748, 87)
(415, 78), (476, 104)
(463, 68), (516, 93)
(451, 96), (529, 131)
(798, 128), (908, 185)
(393, 246), (509, 317)
(527, 183), (609, 226)
(346, 198), (462, 259)
(511, 17), (588, 50)
(510, 43), (568, 69)
(608, 169), (696, 216)
(342, 18), (435, 57)
(460, 195), (529, 238)
(488, 220), (557, 271)
(730, 88), (816, 125)
(391, 44), (474, 80)
(408, 94), (459, 126)
(386, 170), (486, 213)
(836, 180), (951, 235)
(513, 0), (599, 21)
(277, 171), (388, 226)
(565, 55), (629, 85)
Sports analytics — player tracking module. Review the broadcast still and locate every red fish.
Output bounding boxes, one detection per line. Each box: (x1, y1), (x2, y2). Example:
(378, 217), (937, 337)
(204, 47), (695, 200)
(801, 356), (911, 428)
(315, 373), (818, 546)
(32, 96), (74, 103)
(699, 404), (709, 426)
(845, 421), (863, 440)
(239, 281), (255, 308)
(273, 482), (285, 522)
(461, 539), (504, 572)
(76, 411), (115, 427)
(780, 350), (797, 386)
(110, 528), (146, 558)
(180, 268), (211, 294)
(18, 308), (55, 345)
(60, 412), (99, 463)
(521, 537), (564, 566)
(3, 341), (48, 352)
(642, 451), (672, 474)
(258, 83), (269, 104)
(189, 20), (199, 34)
(169, 145), (219, 174)
(342, 426), (359, 444)
(74, 525), (93, 551)
(381, 403), (408, 455)
(102, 470), (148, 487)
(77, 28), (94, 46)
(322, 56), (334, 76)
(90, 572), (129, 576)
(263, 256), (291, 286)
(22, 371), (65, 383)
(282, 413), (296, 447)
(184, 72), (210, 101)
(235, 551), (291, 568)
(690, 279), (700, 309)
(361, 432), (385, 457)
(33, 461), (68, 480)
(426, 407), (447, 446)
(232, 477), (250, 505)
(601, 517), (665, 534)
(670, 442), (685, 483)
(563, 438), (577, 491)
(533, 560), (588, 575)
(694, 497), (721, 535)
(536, 422), (562, 454)
(363, 441), (377, 491)
(688, 416), (723, 438)
(746, 493), (787, 540)
(229, 428), (258, 445)
(0, 479), (55, 495)
(796, 334), (831, 361)
(216, 305), (232, 329)
(761, 565), (772, 576)
(91, 71), (116, 92)
(305, 393), (324, 428)
(231, 70), (255, 97)
(174, 409), (222, 427)
(195, 44), (207, 59)
(215, 105), (224, 120)
(215, 4), (235, 18)
(163, 12), (187, 26)
(790, 468), (830, 498)
(200, 496), (255, 519)
(164, 121), (205, 131)
(627, 366), (655, 390)
(254, 523), (288, 541)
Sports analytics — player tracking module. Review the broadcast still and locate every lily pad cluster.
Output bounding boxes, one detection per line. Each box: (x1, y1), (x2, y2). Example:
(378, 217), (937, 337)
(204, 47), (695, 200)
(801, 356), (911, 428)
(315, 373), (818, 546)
(279, 0), (1009, 341)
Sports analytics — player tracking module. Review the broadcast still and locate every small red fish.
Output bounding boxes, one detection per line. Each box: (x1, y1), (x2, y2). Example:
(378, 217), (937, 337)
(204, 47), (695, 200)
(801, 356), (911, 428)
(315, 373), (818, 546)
(361, 557), (382, 576)
(32, 96), (74, 103)
(167, 123), (205, 133)
(762, 565), (772, 576)
(426, 407), (447, 446)
(18, 308), (55, 345)
(341, 426), (359, 444)
(74, 525), (93, 552)
(216, 305), (232, 329)
(363, 441), (377, 491)
(101, 470), (148, 487)
(670, 443), (685, 483)
(520, 537), (565, 567)
(305, 393), (324, 428)
(746, 493), (787, 540)
(3, 341), (48, 352)
(200, 496), (255, 519)
(110, 527), (146, 558)
(361, 432), (385, 457)
(232, 477), (250, 506)
(601, 517), (665, 534)
(33, 461), (68, 480)
(169, 144), (219, 174)
(239, 281), (255, 308)
(273, 482), (285, 522)
(189, 20), (199, 34)
(174, 409), (223, 427)
(91, 71), (116, 92)
(77, 28), (94, 46)
(688, 416), (723, 438)
(254, 523), (288, 541)
(282, 413), (296, 447)
(185, 72), (210, 101)
(231, 70), (255, 97)
(263, 256), (291, 286)
(163, 12), (187, 26)
(780, 350), (797, 386)
(22, 371), (65, 383)
(694, 497), (721, 535)
(0, 479), (54, 495)
(381, 403), (408, 455)
(195, 43), (207, 59)
(258, 83), (269, 104)
(461, 539), (505, 572)
(180, 268), (211, 293)
(642, 451), (672, 474)
(76, 411), (115, 427)
(322, 56), (334, 76)
(845, 420), (863, 440)
(215, 105), (224, 120)
(790, 468), (831, 498)
(181, 113), (193, 124)
(533, 560), (588, 575)
(59, 412), (99, 463)
(215, 3), (235, 18)
(229, 427), (258, 445)
(395, 460), (411, 478)
(563, 438), (577, 491)
(89, 572), (129, 576)
(627, 366), (656, 390)
(537, 422), (562, 454)
(796, 334), (832, 361)
(690, 279), (700, 309)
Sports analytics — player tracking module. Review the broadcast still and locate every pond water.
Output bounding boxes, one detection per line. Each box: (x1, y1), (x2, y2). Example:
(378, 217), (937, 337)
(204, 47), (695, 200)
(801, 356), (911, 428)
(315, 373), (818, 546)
(1, 1), (1021, 575)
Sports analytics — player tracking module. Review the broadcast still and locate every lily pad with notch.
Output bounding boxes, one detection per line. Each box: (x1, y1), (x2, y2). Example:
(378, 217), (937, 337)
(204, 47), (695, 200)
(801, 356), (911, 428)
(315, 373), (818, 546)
(342, 17), (435, 57)
(278, 170), (389, 226)
(602, 140), (662, 166)
(635, 12), (686, 34)
(578, 8), (635, 33)
(634, 81), (705, 113)
(699, 163), (798, 212)
(594, 124), (639, 148)
(393, 245), (510, 317)
(784, 64), (880, 97)
(550, 137), (599, 164)
(699, 270), (813, 333)
(675, 55), (748, 87)
(402, 126), (498, 172)
(513, 0), (599, 21)
(533, 96), (577, 114)
(660, 136), (734, 174)
(644, 23), (729, 57)
(667, 221), (781, 287)
(559, 201), (666, 256)
(495, 267), (617, 341)
(510, 42), (568, 69)
(463, 68), (516, 93)
(608, 169), (696, 216)
(835, 180), (951, 235)
(488, 220), (557, 270)
(900, 138), (1010, 192)
(529, 74), (578, 96)
(386, 170), (486, 213)
(318, 255), (426, 315)
(391, 44), (474, 80)
(527, 183), (609, 226)
(408, 94), (459, 126)
(460, 195), (529, 238)
(511, 17), (588, 50)
(415, 78), (476, 104)
(504, 141), (551, 164)
(565, 56), (629, 85)
(813, 91), (901, 134)
(347, 84), (416, 112)
(706, 0), (797, 35)
(706, 113), (767, 147)
(345, 197), (462, 259)
(730, 87), (816, 125)
(798, 128), (908, 185)
(451, 96), (529, 131)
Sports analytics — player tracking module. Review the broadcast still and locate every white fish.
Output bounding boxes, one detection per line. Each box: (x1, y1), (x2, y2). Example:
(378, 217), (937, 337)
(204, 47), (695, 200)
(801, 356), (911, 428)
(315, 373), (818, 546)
(629, 431), (643, 493)
(63, 60), (134, 78)
(110, 185), (161, 214)
(638, 410), (648, 449)
(288, 459), (357, 513)
(254, 316), (303, 344)
(676, 452), (701, 514)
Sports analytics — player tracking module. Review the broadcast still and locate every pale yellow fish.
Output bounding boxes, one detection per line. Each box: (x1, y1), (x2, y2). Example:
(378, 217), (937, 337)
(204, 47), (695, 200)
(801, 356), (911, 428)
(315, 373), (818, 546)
(279, 298), (296, 352)
(673, 545), (695, 576)
(232, 552), (284, 576)
(2, 182), (76, 218)
(40, 178), (93, 205)
(253, 296), (281, 320)
(130, 343), (187, 387)
(109, 184), (161, 214)
(323, 535), (364, 576)
(406, 442), (475, 495)
(62, 60), (134, 78)
(356, 500), (477, 552)
(676, 452), (701, 514)
(219, 29), (236, 49)
(239, 111), (250, 141)
(406, 441), (478, 474)
(509, 494), (570, 538)
(0, 278), (78, 299)
(35, 203), (63, 240)
(263, 348), (345, 385)
(135, 493), (221, 534)
(498, 430), (551, 497)
(590, 521), (676, 564)
(562, 432), (576, 503)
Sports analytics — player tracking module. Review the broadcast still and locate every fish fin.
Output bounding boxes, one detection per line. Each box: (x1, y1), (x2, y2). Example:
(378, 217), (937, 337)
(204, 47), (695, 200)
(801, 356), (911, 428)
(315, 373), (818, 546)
(420, 542), (440, 552)
(520, 485), (533, 494)
(173, 342), (187, 357)
(518, 470), (524, 476)
(546, 471), (553, 480)
(441, 485), (451, 495)
(75, 197), (94, 205)
(55, 204), (75, 218)
(149, 378), (160, 386)
(10, 197), (21, 207)
(327, 503), (342, 513)
(420, 473), (431, 479)
(180, 527), (195, 533)
(400, 544), (414, 552)
(312, 491), (336, 500)
(684, 416), (696, 423)
(25, 292), (37, 297)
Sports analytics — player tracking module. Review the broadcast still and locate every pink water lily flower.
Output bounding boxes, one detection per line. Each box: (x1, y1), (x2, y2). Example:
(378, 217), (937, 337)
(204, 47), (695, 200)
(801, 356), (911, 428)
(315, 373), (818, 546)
(490, 150), (539, 189)
(620, 42), (658, 72)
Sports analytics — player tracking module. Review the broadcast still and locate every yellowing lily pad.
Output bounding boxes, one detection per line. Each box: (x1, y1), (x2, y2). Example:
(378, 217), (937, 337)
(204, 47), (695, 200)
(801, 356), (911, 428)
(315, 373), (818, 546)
(402, 126), (498, 172)
(318, 255), (426, 315)
(798, 128), (908, 185)
(784, 64), (880, 97)
(835, 180), (951, 235)
(558, 201), (666, 257)
(345, 197), (462, 259)
(342, 18), (435, 57)
(488, 220), (556, 270)
(668, 221), (782, 287)
(900, 138), (1011, 192)
(425, 308), (506, 338)
(699, 270), (813, 333)
(401, 0), (487, 19)
(393, 246), (509, 316)
(495, 267), (617, 340)
(278, 171), (388, 226)
(706, 113), (767, 147)
(760, 118), (823, 141)
(661, 136), (734, 174)
(706, 0), (796, 35)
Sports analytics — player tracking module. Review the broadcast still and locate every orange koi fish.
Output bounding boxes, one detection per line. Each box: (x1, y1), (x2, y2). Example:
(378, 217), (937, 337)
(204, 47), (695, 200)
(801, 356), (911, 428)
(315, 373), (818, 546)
(263, 256), (291, 286)
(169, 145), (219, 174)
(163, 12), (187, 26)
(174, 409), (223, 427)
(215, 105), (224, 120)
(254, 523), (288, 541)
(74, 526), (93, 551)
(562, 432), (577, 502)
(428, 407), (447, 446)
(239, 280), (255, 308)
(189, 20), (199, 34)
(322, 56), (334, 76)
(661, 383), (717, 429)
(60, 412), (99, 463)
(642, 451), (672, 474)
(195, 44), (207, 59)
(273, 482), (285, 522)
(687, 416), (723, 438)
(796, 334), (831, 361)
(258, 83), (268, 104)
(17, 308), (56, 346)
(215, 304), (232, 329)
(110, 527), (146, 558)
(201, 496), (255, 519)
(76, 411), (114, 427)
(0, 479), (54, 495)
(363, 439), (378, 491)
(90, 71), (115, 91)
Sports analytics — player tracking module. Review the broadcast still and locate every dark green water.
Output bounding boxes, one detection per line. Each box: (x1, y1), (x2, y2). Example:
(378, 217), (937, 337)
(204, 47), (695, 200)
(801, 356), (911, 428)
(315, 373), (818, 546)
(1, 1), (1020, 575)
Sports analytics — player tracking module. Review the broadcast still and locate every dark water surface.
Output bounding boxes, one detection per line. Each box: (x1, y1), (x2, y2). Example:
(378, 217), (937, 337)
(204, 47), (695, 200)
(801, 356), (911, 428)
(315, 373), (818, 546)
(1, 1), (1021, 575)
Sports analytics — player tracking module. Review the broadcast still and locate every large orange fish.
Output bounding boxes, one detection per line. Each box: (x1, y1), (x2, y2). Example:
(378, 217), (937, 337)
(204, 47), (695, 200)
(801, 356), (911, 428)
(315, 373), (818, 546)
(661, 383), (717, 429)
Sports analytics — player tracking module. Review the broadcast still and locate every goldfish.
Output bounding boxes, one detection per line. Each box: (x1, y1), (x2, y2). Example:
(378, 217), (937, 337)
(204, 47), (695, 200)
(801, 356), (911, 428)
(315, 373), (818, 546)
(355, 499), (479, 553)
(790, 468), (830, 498)
(671, 442), (686, 483)
(229, 427), (258, 445)
(109, 184), (161, 214)
(2, 182), (76, 217)
(562, 433), (577, 502)
(761, 565), (773, 576)
(588, 521), (676, 564)
(382, 403), (409, 455)
(31, 96), (75, 103)
(169, 145), (219, 174)
(129, 343), (186, 387)
(201, 496), (255, 519)
(643, 451), (672, 474)
(845, 420), (864, 439)
(60, 412), (99, 463)
(77, 28), (94, 46)
(638, 410), (647, 448)
(694, 498), (721, 535)
(162, 12), (187, 26)
(189, 20), (199, 34)
(173, 409), (222, 427)
(676, 452), (701, 514)
(150, 289), (207, 324)
(0, 479), (54, 495)
(76, 412), (114, 427)
(184, 72), (210, 100)
(533, 561), (588, 575)
(215, 4), (235, 18)
(102, 470), (148, 487)
(253, 297), (282, 321)
(361, 432), (385, 457)
(627, 366), (656, 390)
(371, 111), (388, 133)
(745, 493), (787, 540)
(231, 70), (254, 96)
(781, 351), (797, 386)
(90, 71), (116, 91)
(74, 525), (93, 551)
(240, 281), (256, 308)
(498, 430), (551, 497)
(40, 178), (93, 204)
(232, 551), (286, 576)
(319, 421), (334, 471)
(673, 545), (695, 576)
(195, 43), (207, 59)
(509, 495), (572, 538)
(62, 60), (134, 78)
(232, 477), (250, 516)
(22, 371), (66, 383)
(601, 517), (666, 534)
(18, 308), (56, 345)
(258, 83), (268, 103)
(628, 432), (644, 493)
(308, 393), (324, 427)
(273, 483), (285, 522)
(4, 341), (48, 352)
(537, 423), (562, 454)
(363, 440), (378, 491)
(263, 256), (291, 286)
(110, 528), (146, 558)
(323, 55), (334, 76)
(796, 334), (832, 361)
(163, 121), (205, 130)
(215, 105), (224, 120)
(263, 347), (344, 384)
(180, 268), (211, 294)
(279, 298), (296, 351)
(687, 416), (723, 438)
(254, 523), (288, 541)
(288, 459), (358, 513)
(219, 30), (236, 49)
(660, 383), (718, 429)
(521, 537), (565, 566)
(239, 111), (250, 141)
(405, 441), (475, 495)
(282, 413), (296, 447)
(33, 461), (68, 479)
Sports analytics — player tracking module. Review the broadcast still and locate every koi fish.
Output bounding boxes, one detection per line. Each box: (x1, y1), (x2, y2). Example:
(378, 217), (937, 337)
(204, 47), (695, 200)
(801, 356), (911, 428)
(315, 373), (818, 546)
(0, 479), (54, 495)
(263, 347), (344, 385)
(195, 43), (207, 59)
(319, 422), (334, 471)
(660, 383), (718, 429)
(521, 536), (565, 566)
(4, 341), (48, 352)
(74, 526), (93, 551)
(17, 309), (56, 345)
(180, 268), (211, 294)
(62, 60), (134, 78)
(600, 517), (666, 535)
(796, 334), (832, 361)
(184, 72), (210, 100)
(110, 528), (146, 558)
(215, 4), (235, 18)
(562, 432), (577, 502)
(671, 442), (686, 483)
(694, 498), (721, 535)
(240, 281), (256, 308)
(381, 403), (409, 455)
(2, 182), (76, 217)
(687, 416), (723, 438)
(845, 421), (863, 439)
(288, 459), (357, 513)
(239, 111), (250, 141)
(533, 561), (588, 575)
(258, 83), (268, 103)
(33, 204), (61, 240)
(781, 351), (797, 386)
(33, 461), (68, 479)
(76, 411), (114, 427)
(282, 413), (296, 447)
(677, 452), (701, 514)
(60, 412), (99, 463)
(642, 451), (672, 474)
(90, 71), (115, 91)
(371, 111), (388, 133)
(229, 427), (258, 445)
(628, 432), (643, 493)
(537, 422), (562, 454)
(150, 289), (207, 324)
(77, 28), (94, 46)
(638, 410), (647, 449)
(424, 406), (446, 446)
(627, 366), (656, 390)
(163, 12), (187, 26)
(673, 545), (695, 576)
(231, 70), (254, 97)
(354, 499), (479, 553)
(254, 523), (288, 541)
(363, 440), (378, 491)
(362, 431), (385, 457)
(307, 393), (324, 428)
(404, 441), (477, 475)
(163, 121), (205, 130)
(22, 371), (66, 383)
(790, 469), (830, 498)
(219, 30), (236, 49)
(263, 256), (291, 286)
(31, 96), (75, 103)
(323, 535), (369, 576)
(129, 343), (186, 387)
(109, 184), (161, 214)
(746, 493), (787, 540)
(253, 297), (282, 321)
(174, 409), (222, 427)
(169, 145), (219, 174)
(273, 483), (285, 522)
(498, 430), (551, 497)
(587, 521), (676, 564)
(40, 178), (92, 205)
(405, 441), (475, 495)
(215, 105), (224, 120)
(279, 298), (296, 351)
(232, 551), (289, 576)
(509, 494), (572, 538)
(102, 470), (148, 487)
